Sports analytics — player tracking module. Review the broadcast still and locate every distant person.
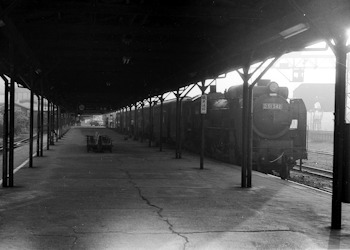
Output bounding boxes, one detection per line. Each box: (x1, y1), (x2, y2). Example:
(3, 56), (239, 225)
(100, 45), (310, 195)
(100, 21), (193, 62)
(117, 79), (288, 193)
(313, 98), (323, 130)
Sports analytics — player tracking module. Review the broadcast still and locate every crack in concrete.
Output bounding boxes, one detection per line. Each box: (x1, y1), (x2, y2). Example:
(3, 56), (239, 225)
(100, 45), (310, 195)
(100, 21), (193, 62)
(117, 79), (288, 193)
(181, 229), (293, 234)
(70, 235), (79, 250)
(32, 234), (78, 238)
(68, 230), (182, 235)
(124, 170), (189, 250)
(70, 229), (80, 249)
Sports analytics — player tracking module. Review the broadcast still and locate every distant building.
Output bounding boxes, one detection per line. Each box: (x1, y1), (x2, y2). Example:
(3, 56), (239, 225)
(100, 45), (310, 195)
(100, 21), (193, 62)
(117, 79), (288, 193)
(293, 83), (334, 112)
(294, 84), (334, 131)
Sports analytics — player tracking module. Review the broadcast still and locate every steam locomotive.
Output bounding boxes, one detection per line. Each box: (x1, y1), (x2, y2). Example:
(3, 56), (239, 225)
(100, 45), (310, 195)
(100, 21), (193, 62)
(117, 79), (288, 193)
(116, 80), (307, 179)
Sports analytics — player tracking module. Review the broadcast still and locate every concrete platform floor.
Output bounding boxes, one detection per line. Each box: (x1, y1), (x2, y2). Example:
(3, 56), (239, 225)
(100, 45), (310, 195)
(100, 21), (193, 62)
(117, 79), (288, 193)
(1, 127), (350, 250)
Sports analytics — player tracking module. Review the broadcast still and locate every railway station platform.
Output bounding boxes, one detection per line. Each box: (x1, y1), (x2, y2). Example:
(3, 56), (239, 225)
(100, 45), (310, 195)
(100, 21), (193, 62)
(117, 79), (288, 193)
(1, 127), (350, 250)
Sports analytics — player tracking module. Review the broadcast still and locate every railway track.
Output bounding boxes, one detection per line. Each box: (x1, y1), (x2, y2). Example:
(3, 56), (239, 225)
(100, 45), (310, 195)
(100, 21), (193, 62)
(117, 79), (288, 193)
(293, 164), (333, 179)
(308, 150), (333, 156)
(290, 163), (333, 193)
(0, 129), (69, 152)
(0, 136), (35, 151)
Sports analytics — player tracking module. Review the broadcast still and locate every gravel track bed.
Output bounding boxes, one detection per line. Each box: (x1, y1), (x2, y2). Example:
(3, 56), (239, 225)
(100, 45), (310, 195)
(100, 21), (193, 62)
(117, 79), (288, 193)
(289, 140), (333, 192)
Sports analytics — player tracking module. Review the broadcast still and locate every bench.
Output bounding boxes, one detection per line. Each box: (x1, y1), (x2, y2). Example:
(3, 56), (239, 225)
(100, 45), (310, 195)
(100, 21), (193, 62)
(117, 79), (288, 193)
(86, 133), (113, 153)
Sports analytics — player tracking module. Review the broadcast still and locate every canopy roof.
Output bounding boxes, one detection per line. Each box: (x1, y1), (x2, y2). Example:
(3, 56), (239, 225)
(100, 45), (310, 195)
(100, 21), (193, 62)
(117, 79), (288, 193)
(0, 0), (349, 112)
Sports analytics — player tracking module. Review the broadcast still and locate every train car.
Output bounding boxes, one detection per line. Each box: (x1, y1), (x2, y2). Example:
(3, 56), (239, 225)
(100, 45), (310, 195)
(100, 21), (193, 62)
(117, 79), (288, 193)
(178, 81), (306, 178)
(118, 80), (307, 179)
(152, 97), (192, 145)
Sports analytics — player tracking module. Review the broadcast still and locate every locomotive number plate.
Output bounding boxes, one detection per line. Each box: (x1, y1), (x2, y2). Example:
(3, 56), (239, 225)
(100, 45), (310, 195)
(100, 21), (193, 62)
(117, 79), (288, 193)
(262, 103), (282, 110)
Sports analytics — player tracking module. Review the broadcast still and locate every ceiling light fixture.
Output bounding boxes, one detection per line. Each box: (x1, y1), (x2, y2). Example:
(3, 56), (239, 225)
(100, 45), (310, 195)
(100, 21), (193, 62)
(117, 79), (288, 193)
(279, 23), (309, 39)
(122, 56), (131, 64)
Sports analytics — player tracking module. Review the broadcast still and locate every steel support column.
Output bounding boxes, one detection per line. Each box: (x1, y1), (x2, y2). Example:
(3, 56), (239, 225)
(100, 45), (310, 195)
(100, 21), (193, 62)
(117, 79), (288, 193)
(124, 107), (127, 133)
(148, 98), (153, 147)
(36, 95), (41, 156)
(2, 75), (9, 187)
(239, 56), (280, 188)
(125, 107), (127, 133)
(122, 109), (125, 133)
(29, 88), (34, 167)
(116, 110), (119, 130)
(8, 43), (16, 187)
(8, 73), (15, 186)
(178, 100), (183, 158)
(331, 36), (348, 229)
(40, 89), (44, 156)
(241, 66), (250, 188)
(141, 102), (145, 143)
(121, 107), (124, 132)
(50, 102), (55, 145)
(126, 107), (129, 135)
(198, 81), (209, 170)
(56, 105), (59, 142)
(52, 105), (55, 140)
(124, 107), (127, 134)
(247, 84), (253, 186)
(175, 90), (180, 158)
(61, 111), (64, 135)
(124, 107), (127, 132)
(58, 106), (61, 139)
(125, 106), (129, 135)
(119, 109), (121, 131)
(134, 102), (138, 140)
(56, 106), (60, 139)
(47, 101), (50, 150)
(159, 95), (164, 152)
(120, 108), (123, 132)
(129, 105), (133, 138)
(119, 109), (121, 130)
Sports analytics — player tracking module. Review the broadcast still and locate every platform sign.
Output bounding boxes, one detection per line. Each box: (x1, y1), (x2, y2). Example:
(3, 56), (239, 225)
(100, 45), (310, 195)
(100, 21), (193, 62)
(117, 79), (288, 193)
(200, 94), (207, 114)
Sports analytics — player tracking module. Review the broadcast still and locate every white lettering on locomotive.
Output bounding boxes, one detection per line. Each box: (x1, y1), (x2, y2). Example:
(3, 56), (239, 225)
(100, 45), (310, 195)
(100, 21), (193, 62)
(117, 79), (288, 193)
(262, 103), (283, 110)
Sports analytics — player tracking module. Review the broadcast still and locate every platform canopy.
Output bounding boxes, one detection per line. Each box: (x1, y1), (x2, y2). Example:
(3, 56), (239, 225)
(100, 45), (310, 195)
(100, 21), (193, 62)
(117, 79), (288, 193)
(0, 0), (349, 112)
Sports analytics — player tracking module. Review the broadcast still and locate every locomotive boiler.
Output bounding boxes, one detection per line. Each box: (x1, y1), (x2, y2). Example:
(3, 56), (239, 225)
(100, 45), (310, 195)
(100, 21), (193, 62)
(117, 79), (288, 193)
(222, 81), (307, 178)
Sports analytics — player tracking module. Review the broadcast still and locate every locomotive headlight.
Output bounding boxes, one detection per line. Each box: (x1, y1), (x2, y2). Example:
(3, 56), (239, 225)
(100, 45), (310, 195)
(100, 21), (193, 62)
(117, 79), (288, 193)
(269, 82), (279, 93)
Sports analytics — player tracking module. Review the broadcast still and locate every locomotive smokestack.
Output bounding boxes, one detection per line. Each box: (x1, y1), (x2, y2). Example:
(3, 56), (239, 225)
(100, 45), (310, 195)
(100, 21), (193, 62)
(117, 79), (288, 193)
(210, 85), (216, 93)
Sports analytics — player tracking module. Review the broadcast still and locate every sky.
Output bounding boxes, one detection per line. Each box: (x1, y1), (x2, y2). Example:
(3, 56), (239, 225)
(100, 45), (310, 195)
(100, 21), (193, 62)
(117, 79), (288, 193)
(170, 41), (338, 100)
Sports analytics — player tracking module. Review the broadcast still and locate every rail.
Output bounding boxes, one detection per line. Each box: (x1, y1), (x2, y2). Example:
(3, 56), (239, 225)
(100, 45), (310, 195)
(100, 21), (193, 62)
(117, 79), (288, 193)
(0, 127), (71, 152)
(0, 136), (36, 151)
(308, 150), (333, 156)
(293, 164), (333, 179)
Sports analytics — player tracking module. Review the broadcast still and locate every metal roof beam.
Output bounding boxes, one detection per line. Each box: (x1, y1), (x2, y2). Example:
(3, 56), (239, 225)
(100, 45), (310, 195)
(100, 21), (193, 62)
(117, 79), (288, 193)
(16, 3), (266, 21)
